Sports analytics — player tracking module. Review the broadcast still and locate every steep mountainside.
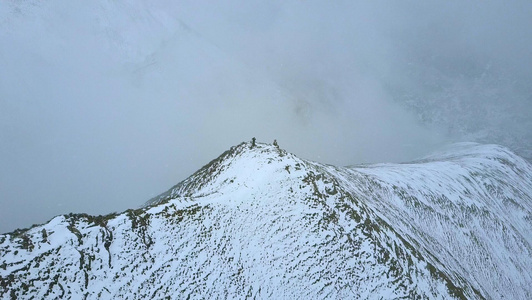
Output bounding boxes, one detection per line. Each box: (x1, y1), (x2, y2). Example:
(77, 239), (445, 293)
(1, 142), (531, 299)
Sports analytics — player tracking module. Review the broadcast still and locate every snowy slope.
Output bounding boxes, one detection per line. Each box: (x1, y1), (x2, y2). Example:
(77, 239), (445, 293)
(1, 142), (532, 299)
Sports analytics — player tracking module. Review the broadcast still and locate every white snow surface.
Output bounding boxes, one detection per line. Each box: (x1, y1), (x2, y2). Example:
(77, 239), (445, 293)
(1, 142), (531, 299)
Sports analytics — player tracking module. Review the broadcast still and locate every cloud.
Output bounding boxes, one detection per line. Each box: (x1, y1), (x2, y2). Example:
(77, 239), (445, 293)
(1, 0), (530, 233)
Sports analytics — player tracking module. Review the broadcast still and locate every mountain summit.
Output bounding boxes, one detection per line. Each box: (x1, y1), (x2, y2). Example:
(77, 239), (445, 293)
(1, 142), (532, 299)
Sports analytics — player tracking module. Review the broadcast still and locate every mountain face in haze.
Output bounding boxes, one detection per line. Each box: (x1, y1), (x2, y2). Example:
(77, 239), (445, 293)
(1, 142), (532, 299)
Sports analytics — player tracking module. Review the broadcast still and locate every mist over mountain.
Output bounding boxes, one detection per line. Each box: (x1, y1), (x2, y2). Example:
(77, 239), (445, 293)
(1, 1), (531, 233)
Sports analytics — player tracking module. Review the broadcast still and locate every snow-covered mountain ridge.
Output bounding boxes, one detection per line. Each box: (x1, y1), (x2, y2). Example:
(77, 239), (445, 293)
(1, 142), (531, 299)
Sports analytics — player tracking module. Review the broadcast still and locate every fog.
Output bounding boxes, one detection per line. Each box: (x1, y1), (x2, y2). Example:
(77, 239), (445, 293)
(1, 1), (531, 233)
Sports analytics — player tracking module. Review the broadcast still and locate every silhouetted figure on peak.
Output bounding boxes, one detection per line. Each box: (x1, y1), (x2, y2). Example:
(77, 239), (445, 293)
(273, 139), (278, 148)
(251, 137), (256, 148)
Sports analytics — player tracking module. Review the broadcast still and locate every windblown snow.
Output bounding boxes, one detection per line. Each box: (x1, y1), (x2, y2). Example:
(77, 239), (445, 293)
(1, 142), (531, 299)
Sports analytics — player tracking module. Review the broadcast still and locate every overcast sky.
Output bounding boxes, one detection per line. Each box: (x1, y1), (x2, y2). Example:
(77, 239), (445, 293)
(1, 0), (531, 233)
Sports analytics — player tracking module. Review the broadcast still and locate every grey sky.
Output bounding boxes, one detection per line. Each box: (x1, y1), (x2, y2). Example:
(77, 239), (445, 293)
(1, 0), (531, 233)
